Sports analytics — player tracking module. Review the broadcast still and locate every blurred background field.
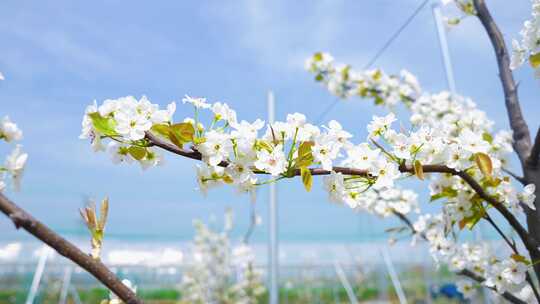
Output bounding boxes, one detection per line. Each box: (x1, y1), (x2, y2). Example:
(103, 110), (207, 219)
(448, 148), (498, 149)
(0, 240), (490, 303)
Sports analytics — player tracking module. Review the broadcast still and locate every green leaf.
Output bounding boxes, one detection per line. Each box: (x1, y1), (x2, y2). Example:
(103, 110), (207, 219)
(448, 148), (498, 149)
(529, 53), (540, 68)
(511, 254), (531, 265)
(341, 65), (350, 81)
(300, 167), (313, 192)
(430, 187), (458, 202)
(413, 160), (424, 180)
(255, 140), (274, 153)
(313, 52), (323, 61)
(88, 112), (117, 136)
(296, 141), (314, 168)
(513, 255), (531, 264)
(482, 132), (493, 144)
(128, 146), (147, 160)
(151, 124), (171, 138)
(474, 152), (493, 178)
(169, 123), (195, 148)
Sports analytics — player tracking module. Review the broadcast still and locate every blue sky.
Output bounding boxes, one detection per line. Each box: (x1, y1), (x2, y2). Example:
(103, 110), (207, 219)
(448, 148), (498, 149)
(0, 0), (539, 243)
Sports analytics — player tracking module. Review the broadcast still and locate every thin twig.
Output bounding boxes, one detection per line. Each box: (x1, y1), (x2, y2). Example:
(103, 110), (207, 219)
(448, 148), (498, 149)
(393, 210), (526, 304)
(502, 167), (527, 185)
(147, 131), (539, 258)
(484, 213), (540, 303)
(0, 194), (142, 304)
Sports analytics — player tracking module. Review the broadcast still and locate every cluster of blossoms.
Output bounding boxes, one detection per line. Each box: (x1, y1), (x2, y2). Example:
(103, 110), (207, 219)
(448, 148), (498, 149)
(414, 213), (533, 301)
(324, 172), (419, 217)
(0, 115), (28, 192)
(81, 50), (538, 300)
(304, 52), (421, 107)
(304, 52), (538, 300)
(80, 96), (175, 169)
(511, 0), (540, 77)
(181, 211), (265, 304)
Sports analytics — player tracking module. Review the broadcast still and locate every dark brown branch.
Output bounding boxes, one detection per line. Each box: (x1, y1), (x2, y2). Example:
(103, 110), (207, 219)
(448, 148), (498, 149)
(0, 194), (143, 304)
(147, 131), (539, 260)
(502, 167), (527, 185)
(527, 127), (540, 168)
(473, 0), (531, 166)
(484, 213), (540, 302)
(459, 269), (526, 304)
(393, 211), (526, 304)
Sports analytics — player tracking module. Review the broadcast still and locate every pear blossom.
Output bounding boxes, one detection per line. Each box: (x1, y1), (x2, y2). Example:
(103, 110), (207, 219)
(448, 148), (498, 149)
(519, 184), (536, 210)
(254, 145), (287, 176)
(197, 130), (232, 166)
(501, 259), (528, 285)
(456, 279), (476, 299)
(0, 116), (22, 142)
(115, 107), (152, 141)
(323, 171), (345, 203)
(182, 95), (211, 109)
(286, 112), (307, 129)
(151, 102), (176, 124)
(367, 113), (396, 139)
(5, 145), (28, 192)
(107, 142), (133, 164)
(212, 102), (237, 125)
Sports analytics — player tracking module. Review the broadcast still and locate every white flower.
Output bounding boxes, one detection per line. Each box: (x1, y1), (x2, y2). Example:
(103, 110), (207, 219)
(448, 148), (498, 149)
(367, 113), (396, 139)
(456, 279), (476, 299)
(196, 164), (224, 196)
(323, 171), (345, 203)
(151, 102), (176, 124)
(519, 184), (536, 210)
(371, 157), (400, 189)
(387, 132), (411, 160)
(485, 263), (512, 294)
(286, 113), (306, 129)
(225, 157), (255, 184)
(182, 95), (211, 109)
(115, 105), (152, 141)
(139, 148), (164, 170)
(107, 142), (133, 164)
(254, 145), (287, 176)
(501, 259), (528, 285)
(0, 72), (4, 80)
(5, 145), (28, 192)
(324, 120), (352, 145)
(0, 116), (23, 142)
(342, 143), (380, 170)
(212, 102), (237, 125)
(98, 99), (121, 117)
(198, 130), (232, 166)
(312, 137), (339, 171)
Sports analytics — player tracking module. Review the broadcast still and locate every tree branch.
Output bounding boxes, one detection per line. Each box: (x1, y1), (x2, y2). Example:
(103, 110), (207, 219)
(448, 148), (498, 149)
(459, 269), (526, 304)
(0, 193), (143, 304)
(147, 131), (539, 261)
(393, 211), (527, 304)
(527, 127), (540, 168)
(502, 167), (527, 185)
(473, 0), (531, 166)
(484, 213), (540, 302)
